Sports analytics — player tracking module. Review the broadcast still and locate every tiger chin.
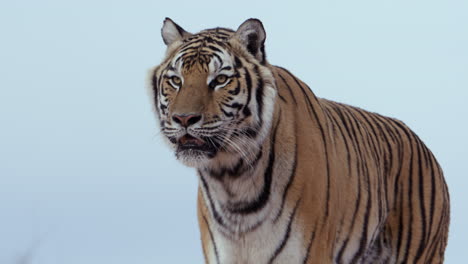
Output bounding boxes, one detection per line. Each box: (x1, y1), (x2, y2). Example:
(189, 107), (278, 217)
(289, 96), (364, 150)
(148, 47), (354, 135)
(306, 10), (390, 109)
(149, 18), (450, 264)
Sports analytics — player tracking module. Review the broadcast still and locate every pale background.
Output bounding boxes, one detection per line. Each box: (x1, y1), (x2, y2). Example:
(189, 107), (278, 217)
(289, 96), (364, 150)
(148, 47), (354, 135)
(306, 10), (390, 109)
(0, 0), (466, 263)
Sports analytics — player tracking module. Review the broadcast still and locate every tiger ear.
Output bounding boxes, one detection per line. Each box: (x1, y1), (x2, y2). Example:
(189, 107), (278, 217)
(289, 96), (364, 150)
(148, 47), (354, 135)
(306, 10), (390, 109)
(233, 18), (266, 63)
(161, 18), (192, 46)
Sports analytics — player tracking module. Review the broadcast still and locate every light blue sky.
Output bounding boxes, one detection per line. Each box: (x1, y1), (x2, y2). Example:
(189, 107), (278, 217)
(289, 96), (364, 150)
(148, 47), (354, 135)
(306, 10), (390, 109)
(0, 0), (466, 263)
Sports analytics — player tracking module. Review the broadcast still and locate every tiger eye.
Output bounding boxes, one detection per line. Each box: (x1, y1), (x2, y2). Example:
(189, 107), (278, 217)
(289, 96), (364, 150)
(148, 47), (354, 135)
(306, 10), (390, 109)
(215, 75), (228, 84)
(171, 76), (182, 86)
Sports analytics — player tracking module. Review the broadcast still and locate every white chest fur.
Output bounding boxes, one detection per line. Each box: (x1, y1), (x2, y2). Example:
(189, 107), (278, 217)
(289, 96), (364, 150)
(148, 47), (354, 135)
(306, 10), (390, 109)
(211, 213), (305, 264)
(199, 143), (303, 263)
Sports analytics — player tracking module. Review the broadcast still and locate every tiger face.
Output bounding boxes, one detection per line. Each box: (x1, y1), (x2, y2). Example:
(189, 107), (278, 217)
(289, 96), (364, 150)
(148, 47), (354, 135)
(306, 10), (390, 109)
(150, 18), (277, 168)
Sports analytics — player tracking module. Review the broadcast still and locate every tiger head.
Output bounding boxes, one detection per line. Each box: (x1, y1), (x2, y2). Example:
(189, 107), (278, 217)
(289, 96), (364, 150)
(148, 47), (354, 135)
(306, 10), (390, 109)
(150, 18), (277, 168)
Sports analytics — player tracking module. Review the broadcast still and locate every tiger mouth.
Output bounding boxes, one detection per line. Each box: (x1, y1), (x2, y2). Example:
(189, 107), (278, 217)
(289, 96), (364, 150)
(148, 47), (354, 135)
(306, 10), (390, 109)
(178, 134), (206, 148)
(176, 134), (219, 155)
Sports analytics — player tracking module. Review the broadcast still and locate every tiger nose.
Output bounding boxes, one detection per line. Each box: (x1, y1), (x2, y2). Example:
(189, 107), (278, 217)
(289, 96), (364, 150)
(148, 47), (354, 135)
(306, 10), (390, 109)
(172, 113), (202, 128)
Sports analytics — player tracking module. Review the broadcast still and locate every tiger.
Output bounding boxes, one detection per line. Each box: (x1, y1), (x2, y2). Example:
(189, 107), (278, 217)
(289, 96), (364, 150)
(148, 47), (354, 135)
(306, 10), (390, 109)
(148, 18), (450, 264)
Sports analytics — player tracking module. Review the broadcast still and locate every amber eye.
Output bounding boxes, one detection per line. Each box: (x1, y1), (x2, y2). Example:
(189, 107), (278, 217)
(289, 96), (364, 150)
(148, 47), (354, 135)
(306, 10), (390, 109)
(215, 75), (228, 84)
(171, 76), (182, 87)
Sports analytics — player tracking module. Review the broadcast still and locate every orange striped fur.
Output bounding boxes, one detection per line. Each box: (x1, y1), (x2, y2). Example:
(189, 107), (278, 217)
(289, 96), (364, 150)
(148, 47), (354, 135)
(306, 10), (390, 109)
(149, 18), (449, 263)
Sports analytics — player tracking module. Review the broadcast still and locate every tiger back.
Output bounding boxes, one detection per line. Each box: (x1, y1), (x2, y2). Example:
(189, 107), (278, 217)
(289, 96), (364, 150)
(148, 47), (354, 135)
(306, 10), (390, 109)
(149, 18), (450, 264)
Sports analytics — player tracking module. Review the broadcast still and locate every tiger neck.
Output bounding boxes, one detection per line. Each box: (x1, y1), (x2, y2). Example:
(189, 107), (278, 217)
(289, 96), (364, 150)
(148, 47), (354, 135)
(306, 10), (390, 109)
(197, 104), (288, 236)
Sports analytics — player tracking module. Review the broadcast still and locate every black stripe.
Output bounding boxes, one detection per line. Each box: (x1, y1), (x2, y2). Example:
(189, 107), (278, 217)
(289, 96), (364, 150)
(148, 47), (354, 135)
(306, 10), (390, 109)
(268, 197), (301, 263)
(348, 109), (385, 235)
(179, 43), (203, 53)
(199, 171), (227, 229)
(353, 109), (383, 164)
(202, 213), (220, 264)
(204, 36), (227, 46)
(413, 138), (428, 262)
(221, 108), (234, 118)
(428, 152), (436, 248)
(335, 238), (349, 264)
(366, 113), (395, 210)
(424, 177), (447, 263)
(325, 105), (351, 178)
(254, 65), (264, 126)
(214, 27), (234, 35)
(228, 114), (280, 214)
(210, 52), (223, 65)
(234, 56), (243, 69)
(274, 130), (298, 223)
(174, 53), (186, 65)
(244, 127), (258, 138)
(242, 69), (253, 117)
(206, 45), (222, 53)
(396, 187), (405, 261)
(388, 120), (405, 202)
(152, 73), (160, 115)
(277, 72), (297, 104)
(324, 105), (356, 264)
(392, 121), (415, 263)
(333, 106), (364, 264)
(404, 135), (415, 263)
(279, 67), (331, 219)
(302, 228), (316, 264)
(208, 146), (263, 180)
(221, 102), (243, 110)
(160, 104), (167, 115)
(278, 93), (287, 102)
(344, 107), (372, 264)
